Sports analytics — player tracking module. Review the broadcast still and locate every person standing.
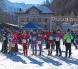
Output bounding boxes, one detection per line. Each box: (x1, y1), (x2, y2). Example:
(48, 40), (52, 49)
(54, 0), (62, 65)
(55, 29), (62, 56)
(71, 30), (77, 49)
(2, 29), (8, 53)
(48, 30), (55, 56)
(43, 30), (48, 49)
(26, 31), (30, 48)
(11, 33), (18, 56)
(22, 32), (28, 56)
(8, 30), (13, 54)
(64, 29), (73, 58)
(31, 30), (37, 55)
(37, 33), (43, 56)
(28, 32), (32, 48)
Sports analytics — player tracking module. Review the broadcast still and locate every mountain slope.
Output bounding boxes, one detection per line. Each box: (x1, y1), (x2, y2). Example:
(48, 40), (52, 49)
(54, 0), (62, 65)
(3, 0), (36, 15)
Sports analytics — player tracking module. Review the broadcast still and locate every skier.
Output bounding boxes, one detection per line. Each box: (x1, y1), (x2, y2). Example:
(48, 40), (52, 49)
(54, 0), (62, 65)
(7, 30), (13, 54)
(48, 30), (55, 56)
(22, 32), (28, 56)
(1, 29), (8, 53)
(11, 33), (18, 56)
(26, 31), (30, 48)
(71, 30), (78, 49)
(55, 29), (62, 56)
(28, 32), (32, 48)
(43, 30), (48, 49)
(64, 29), (73, 58)
(37, 33), (43, 56)
(31, 30), (37, 55)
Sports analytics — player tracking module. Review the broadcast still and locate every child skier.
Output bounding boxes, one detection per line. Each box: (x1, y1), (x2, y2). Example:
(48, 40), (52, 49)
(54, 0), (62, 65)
(31, 30), (37, 55)
(11, 33), (18, 56)
(37, 33), (43, 56)
(22, 33), (28, 56)
(48, 31), (55, 56)
(8, 32), (13, 54)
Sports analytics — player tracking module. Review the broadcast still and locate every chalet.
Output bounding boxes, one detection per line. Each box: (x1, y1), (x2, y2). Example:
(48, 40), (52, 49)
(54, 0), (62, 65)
(15, 5), (55, 30)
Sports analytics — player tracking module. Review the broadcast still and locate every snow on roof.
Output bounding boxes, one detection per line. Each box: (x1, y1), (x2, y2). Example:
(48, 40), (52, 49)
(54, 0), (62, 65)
(72, 24), (78, 28)
(35, 6), (53, 13)
(61, 22), (72, 26)
(22, 5), (53, 14)
(6, 23), (19, 27)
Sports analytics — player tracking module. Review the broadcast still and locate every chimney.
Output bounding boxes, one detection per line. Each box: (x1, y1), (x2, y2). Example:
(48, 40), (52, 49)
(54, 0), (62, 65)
(19, 8), (22, 12)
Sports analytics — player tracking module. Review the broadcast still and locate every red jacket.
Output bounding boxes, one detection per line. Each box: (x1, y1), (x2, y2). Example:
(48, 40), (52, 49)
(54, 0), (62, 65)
(22, 38), (28, 46)
(48, 32), (52, 36)
(38, 35), (43, 41)
(56, 32), (62, 38)
(38, 35), (43, 46)
(32, 33), (37, 44)
(22, 42), (28, 47)
(26, 34), (30, 39)
(22, 33), (28, 46)
(48, 35), (54, 45)
(43, 31), (48, 38)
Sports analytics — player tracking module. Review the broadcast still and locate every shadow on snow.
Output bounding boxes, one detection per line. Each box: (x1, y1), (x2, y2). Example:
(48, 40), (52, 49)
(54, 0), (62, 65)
(3, 52), (78, 66)
(37, 55), (62, 66)
(27, 56), (44, 66)
(5, 53), (26, 64)
(59, 57), (78, 65)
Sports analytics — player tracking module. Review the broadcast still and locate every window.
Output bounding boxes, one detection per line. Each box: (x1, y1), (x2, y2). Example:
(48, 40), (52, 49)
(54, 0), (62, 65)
(27, 18), (29, 22)
(20, 18), (24, 22)
(44, 25), (47, 30)
(45, 18), (48, 22)
(32, 18), (35, 22)
(38, 18), (41, 22)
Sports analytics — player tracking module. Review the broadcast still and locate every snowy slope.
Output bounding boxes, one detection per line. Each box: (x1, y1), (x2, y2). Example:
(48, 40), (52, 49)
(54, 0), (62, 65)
(3, 0), (38, 15)
(0, 40), (78, 69)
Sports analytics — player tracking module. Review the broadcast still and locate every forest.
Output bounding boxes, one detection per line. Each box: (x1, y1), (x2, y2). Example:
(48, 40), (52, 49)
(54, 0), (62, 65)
(45, 0), (78, 16)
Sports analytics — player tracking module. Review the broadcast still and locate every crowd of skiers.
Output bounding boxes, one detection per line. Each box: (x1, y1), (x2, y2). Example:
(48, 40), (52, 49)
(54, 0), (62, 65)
(0, 27), (78, 58)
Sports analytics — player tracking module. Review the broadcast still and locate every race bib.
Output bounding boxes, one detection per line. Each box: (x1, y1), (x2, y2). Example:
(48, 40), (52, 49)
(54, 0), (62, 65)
(30, 36), (31, 39)
(38, 41), (41, 44)
(33, 37), (36, 41)
(3, 37), (6, 40)
(9, 38), (12, 41)
(22, 39), (26, 43)
(44, 35), (46, 37)
(12, 44), (15, 47)
(66, 38), (71, 43)
(56, 37), (60, 41)
(49, 36), (53, 40)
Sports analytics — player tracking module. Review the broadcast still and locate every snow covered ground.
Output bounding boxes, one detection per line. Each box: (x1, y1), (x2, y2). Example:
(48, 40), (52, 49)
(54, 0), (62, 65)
(0, 40), (78, 69)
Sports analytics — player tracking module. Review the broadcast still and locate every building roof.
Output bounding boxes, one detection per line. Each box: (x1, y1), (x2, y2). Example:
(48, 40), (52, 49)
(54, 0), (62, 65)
(16, 5), (54, 14)
(72, 24), (78, 28)
(61, 22), (71, 26)
(22, 21), (43, 30)
(6, 23), (19, 27)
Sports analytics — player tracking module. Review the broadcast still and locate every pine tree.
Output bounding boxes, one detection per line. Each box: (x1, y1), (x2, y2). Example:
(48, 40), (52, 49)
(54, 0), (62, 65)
(44, 0), (78, 16)
(70, 11), (75, 16)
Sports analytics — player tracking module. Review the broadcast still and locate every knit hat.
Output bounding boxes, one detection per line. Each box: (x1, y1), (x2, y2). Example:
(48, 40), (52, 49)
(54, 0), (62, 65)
(57, 29), (60, 31)
(67, 29), (70, 32)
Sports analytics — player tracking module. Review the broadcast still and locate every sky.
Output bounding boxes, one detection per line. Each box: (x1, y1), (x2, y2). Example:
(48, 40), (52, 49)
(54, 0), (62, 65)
(8, 0), (46, 4)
